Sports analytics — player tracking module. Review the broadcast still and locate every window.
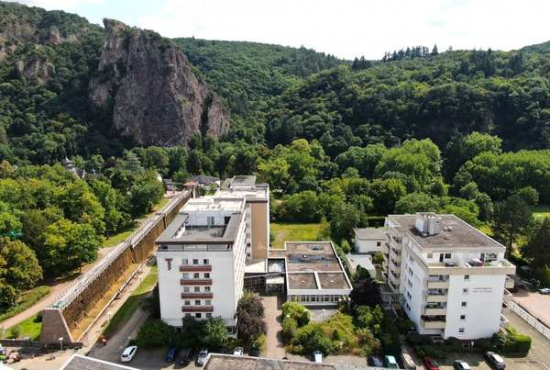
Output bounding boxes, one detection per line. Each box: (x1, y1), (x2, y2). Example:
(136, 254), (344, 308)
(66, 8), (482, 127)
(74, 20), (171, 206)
(205, 286), (211, 292)
(204, 273), (211, 278)
(377, 242), (381, 246)
(206, 313), (212, 319)
(182, 273), (189, 279)
(463, 288), (469, 294)
(459, 327), (465, 333)
(193, 259), (199, 265)
(464, 274), (470, 280)
(445, 253), (452, 259)
(183, 287), (190, 293)
(193, 273), (200, 279)
(461, 301), (467, 307)
(207, 216), (215, 226)
(185, 313), (191, 317)
(195, 300), (201, 306)
(184, 300), (191, 306)
(182, 259), (189, 265)
(205, 300), (211, 306)
(194, 287), (200, 292)
(427, 253), (433, 258)
(460, 315), (466, 320)
(195, 313), (202, 319)
(203, 259), (209, 265)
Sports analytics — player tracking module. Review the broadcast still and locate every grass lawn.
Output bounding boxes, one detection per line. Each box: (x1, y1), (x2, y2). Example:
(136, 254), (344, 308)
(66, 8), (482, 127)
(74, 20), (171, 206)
(532, 204), (550, 219)
(5, 314), (42, 340)
(103, 197), (171, 248)
(0, 285), (50, 323)
(271, 223), (325, 249)
(103, 266), (158, 337)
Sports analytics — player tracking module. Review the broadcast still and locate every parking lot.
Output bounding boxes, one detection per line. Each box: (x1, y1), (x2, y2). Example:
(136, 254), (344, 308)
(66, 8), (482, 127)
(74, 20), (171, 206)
(512, 290), (550, 328)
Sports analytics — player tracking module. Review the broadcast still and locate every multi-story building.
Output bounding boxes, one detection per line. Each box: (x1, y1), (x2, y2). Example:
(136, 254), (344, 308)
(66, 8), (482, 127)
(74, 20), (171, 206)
(384, 212), (516, 339)
(155, 176), (269, 332)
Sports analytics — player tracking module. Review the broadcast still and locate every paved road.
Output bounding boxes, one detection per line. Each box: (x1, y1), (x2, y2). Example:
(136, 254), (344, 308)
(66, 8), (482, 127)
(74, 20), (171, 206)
(0, 247), (112, 331)
(263, 295), (286, 359)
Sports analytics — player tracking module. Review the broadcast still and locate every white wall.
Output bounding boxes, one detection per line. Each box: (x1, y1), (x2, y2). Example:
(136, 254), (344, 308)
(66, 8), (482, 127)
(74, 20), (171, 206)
(355, 239), (384, 254)
(445, 274), (505, 339)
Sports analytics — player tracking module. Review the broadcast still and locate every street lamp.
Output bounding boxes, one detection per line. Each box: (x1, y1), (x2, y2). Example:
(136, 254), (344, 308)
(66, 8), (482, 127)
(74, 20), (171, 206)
(59, 337), (64, 351)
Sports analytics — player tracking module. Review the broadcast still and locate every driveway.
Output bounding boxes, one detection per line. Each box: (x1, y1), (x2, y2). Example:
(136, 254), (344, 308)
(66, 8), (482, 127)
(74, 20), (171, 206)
(262, 295), (286, 359)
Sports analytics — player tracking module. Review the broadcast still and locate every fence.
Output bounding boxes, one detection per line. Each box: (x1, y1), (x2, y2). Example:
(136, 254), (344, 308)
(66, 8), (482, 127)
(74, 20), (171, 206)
(507, 301), (550, 340)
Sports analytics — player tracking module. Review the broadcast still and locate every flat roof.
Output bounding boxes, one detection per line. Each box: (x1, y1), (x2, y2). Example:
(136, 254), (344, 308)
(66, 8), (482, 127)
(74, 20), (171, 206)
(61, 355), (140, 370)
(353, 227), (385, 240)
(387, 214), (505, 251)
(230, 175), (257, 187)
(270, 241), (352, 291)
(218, 175), (269, 202)
(183, 197), (244, 212)
(205, 354), (335, 370)
(156, 212), (242, 245)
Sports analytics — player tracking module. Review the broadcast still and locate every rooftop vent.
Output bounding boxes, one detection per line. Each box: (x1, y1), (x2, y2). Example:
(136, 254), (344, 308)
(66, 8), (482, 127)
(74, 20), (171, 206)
(415, 213), (442, 237)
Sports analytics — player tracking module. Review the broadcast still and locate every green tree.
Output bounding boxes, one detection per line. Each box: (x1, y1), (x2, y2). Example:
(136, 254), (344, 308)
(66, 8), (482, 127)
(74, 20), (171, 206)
(329, 201), (367, 243)
(492, 195), (532, 252)
(129, 171), (164, 219)
(370, 178), (407, 215)
(523, 218), (550, 270)
(202, 317), (229, 349)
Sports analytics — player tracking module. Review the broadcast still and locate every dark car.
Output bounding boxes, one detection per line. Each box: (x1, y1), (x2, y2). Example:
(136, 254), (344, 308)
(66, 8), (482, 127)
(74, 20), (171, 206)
(249, 345), (261, 357)
(165, 346), (179, 362)
(485, 351), (506, 369)
(178, 348), (194, 366)
(367, 356), (383, 367)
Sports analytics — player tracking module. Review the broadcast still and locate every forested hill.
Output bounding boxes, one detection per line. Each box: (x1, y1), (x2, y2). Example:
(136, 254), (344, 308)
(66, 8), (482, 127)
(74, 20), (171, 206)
(265, 48), (550, 156)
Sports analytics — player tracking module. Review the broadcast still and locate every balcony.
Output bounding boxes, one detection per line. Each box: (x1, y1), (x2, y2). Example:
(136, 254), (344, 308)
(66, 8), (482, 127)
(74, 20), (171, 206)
(427, 276), (449, 289)
(425, 290), (448, 302)
(505, 277), (515, 289)
(181, 292), (213, 299)
(182, 306), (214, 313)
(427, 258), (516, 275)
(181, 279), (213, 286)
(421, 316), (446, 329)
(180, 265), (212, 272)
(423, 304), (447, 315)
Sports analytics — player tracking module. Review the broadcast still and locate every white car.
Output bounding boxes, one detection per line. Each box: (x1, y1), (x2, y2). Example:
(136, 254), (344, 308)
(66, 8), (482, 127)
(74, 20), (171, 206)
(313, 350), (323, 363)
(120, 346), (137, 363)
(233, 347), (244, 356)
(197, 349), (209, 366)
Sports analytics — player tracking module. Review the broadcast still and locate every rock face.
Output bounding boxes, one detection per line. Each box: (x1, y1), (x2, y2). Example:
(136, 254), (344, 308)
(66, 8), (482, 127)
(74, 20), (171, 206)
(89, 19), (230, 146)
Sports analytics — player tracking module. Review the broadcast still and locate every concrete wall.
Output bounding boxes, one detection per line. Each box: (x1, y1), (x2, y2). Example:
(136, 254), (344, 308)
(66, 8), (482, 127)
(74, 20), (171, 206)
(354, 239), (384, 254)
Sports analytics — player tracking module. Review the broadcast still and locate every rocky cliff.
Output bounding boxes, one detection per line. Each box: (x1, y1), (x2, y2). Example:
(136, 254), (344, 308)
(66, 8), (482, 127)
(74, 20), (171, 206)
(89, 19), (230, 146)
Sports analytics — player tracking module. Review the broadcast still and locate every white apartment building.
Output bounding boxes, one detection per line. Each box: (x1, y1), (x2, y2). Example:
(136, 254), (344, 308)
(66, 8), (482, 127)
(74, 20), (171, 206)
(384, 213), (516, 340)
(155, 176), (269, 331)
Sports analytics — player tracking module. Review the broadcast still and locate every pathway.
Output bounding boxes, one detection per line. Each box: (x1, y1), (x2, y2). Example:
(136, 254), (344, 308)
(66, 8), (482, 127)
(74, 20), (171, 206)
(263, 295), (286, 359)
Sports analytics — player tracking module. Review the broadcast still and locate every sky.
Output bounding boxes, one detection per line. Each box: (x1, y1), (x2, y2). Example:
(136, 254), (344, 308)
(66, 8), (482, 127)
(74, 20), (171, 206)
(15, 0), (550, 59)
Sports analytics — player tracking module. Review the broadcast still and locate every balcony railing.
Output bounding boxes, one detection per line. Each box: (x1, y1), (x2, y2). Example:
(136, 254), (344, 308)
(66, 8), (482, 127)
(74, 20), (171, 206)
(181, 292), (214, 299)
(180, 265), (212, 272)
(427, 279), (449, 289)
(505, 277), (515, 289)
(421, 316), (446, 329)
(181, 279), (213, 286)
(423, 305), (447, 315)
(182, 305), (214, 313)
(425, 290), (448, 302)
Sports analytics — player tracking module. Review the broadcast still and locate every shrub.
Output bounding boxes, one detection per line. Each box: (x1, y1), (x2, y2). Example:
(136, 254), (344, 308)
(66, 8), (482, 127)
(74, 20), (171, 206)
(282, 317), (298, 343)
(496, 327), (531, 355)
(9, 325), (21, 339)
(420, 345), (445, 360)
(292, 324), (335, 355)
(406, 332), (426, 346)
(396, 317), (415, 333)
(252, 334), (266, 352)
(135, 318), (173, 347)
(282, 302), (310, 326)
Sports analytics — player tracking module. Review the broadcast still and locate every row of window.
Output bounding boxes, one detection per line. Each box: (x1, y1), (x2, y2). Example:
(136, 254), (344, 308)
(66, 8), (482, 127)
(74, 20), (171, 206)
(182, 272), (211, 279)
(182, 258), (210, 265)
(183, 286), (211, 293)
(184, 299), (212, 306)
(289, 295), (346, 303)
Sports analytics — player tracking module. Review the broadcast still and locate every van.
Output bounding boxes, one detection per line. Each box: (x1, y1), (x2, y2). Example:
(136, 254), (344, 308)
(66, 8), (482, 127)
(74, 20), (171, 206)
(385, 355), (399, 369)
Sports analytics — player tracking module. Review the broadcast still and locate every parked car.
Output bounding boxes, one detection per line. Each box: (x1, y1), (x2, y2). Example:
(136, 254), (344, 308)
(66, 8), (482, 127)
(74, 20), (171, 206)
(485, 351), (506, 369)
(233, 347), (244, 356)
(120, 346), (138, 363)
(249, 345), (261, 357)
(367, 355), (384, 367)
(165, 346), (179, 362)
(178, 348), (194, 366)
(539, 287), (550, 295)
(453, 360), (472, 370)
(424, 357), (440, 370)
(197, 349), (209, 366)
(384, 355), (399, 369)
(313, 350), (323, 363)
